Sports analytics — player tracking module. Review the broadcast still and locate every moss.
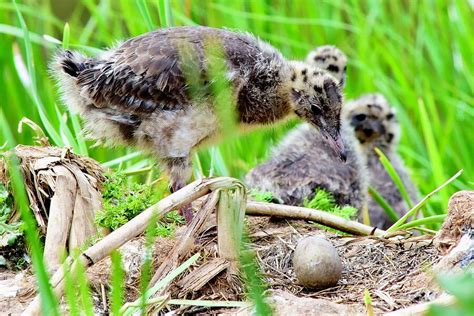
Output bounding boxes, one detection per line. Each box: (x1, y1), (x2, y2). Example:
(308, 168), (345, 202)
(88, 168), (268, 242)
(303, 188), (358, 235)
(0, 183), (27, 270)
(96, 172), (183, 235)
(249, 189), (277, 203)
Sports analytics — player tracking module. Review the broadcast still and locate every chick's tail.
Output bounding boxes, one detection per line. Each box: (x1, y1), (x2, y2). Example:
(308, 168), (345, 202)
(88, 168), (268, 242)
(52, 50), (89, 78)
(50, 50), (95, 115)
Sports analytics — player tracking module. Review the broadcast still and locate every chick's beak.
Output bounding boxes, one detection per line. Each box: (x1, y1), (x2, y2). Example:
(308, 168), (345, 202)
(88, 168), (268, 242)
(323, 131), (347, 162)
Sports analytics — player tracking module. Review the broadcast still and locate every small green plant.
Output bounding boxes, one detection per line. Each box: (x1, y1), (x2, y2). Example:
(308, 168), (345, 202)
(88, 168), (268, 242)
(303, 189), (358, 219)
(0, 183), (22, 247)
(303, 189), (358, 234)
(249, 190), (277, 203)
(96, 172), (184, 237)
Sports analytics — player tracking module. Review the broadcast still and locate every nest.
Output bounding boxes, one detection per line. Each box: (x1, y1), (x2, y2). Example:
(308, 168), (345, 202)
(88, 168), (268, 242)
(79, 215), (441, 315)
(249, 218), (440, 313)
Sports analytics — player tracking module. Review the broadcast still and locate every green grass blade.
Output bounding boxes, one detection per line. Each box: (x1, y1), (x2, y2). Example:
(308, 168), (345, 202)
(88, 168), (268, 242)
(0, 109), (60, 315)
(135, 0), (155, 31)
(0, 24), (55, 48)
(239, 245), (272, 316)
(387, 170), (463, 232)
(418, 98), (448, 206)
(62, 22), (70, 49)
(102, 151), (144, 167)
(398, 214), (446, 230)
(138, 217), (156, 314)
(110, 251), (125, 316)
(74, 252), (95, 316)
(368, 186), (400, 223)
(374, 147), (413, 208)
(12, 0), (63, 146)
(157, 0), (173, 27)
(122, 252), (200, 316)
(63, 258), (81, 316)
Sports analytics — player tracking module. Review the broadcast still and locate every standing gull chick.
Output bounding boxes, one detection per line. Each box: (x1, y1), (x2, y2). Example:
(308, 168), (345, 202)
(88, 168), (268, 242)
(345, 94), (418, 229)
(246, 46), (368, 211)
(52, 26), (345, 222)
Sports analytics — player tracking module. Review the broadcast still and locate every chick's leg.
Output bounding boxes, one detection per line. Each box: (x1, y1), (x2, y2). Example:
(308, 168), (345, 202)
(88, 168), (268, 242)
(163, 156), (193, 223)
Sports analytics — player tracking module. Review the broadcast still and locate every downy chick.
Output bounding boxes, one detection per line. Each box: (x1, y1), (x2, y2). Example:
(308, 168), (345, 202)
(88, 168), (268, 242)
(246, 46), (368, 212)
(345, 93), (418, 229)
(52, 26), (345, 222)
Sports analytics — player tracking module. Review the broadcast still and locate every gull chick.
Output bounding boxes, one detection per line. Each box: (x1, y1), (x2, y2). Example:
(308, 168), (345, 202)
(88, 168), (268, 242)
(345, 94), (418, 229)
(246, 46), (368, 211)
(52, 26), (345, 221)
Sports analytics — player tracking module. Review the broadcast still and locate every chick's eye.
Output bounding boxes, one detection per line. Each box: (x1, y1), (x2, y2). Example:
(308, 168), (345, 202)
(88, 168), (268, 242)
(354, 113), (367, 121)
(311, 104), (322, 115)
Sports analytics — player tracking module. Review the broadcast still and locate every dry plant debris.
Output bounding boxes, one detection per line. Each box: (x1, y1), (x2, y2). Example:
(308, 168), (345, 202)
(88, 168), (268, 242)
(249, 218), (441, 313)
(0, 145), (105, 270)
(81, 216), (442, 315)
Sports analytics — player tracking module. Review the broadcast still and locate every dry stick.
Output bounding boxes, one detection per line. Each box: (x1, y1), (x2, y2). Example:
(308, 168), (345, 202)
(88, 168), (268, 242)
(23, 177), (237, 316)
(246, 201), (386, 236)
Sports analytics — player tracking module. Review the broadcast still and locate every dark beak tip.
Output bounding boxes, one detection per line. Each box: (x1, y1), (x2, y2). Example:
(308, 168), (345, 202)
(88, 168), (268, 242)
(340, 151), (347, 162)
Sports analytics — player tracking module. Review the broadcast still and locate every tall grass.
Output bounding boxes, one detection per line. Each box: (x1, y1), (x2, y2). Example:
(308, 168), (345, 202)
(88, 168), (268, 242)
(1, 0), (471, 214)
(0, 1), (472, 313)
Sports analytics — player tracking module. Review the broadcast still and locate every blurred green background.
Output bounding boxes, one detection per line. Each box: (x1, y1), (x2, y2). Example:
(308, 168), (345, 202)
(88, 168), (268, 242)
(0, 0), (472, 216)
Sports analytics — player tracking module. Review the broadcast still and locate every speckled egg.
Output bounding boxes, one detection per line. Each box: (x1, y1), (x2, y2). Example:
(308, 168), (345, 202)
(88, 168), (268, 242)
(293, 236), (343, 288)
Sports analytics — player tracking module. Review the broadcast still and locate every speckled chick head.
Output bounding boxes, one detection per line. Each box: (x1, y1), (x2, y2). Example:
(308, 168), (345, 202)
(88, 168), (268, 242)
(306, 45), (348, 87)
(343, 93), (400, 152)
(286, 61), (346, 161)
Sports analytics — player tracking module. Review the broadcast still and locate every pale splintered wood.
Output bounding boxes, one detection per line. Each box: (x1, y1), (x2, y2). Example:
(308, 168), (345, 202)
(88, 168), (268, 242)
(217, 183), (246, 262)
(23, 177), (242, 316)
(68, 164), (101, 250)
(43, 166), (76, 270)
(246, 201), (385, 236)
(176, 258), (230, 295)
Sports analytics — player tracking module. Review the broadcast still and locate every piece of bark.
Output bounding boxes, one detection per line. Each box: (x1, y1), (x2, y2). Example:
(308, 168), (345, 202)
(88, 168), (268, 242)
(67, 164), (101, 250)
(217, 184), (246, 262)
(43, 166), (76, 270)
(176, 258), (230, 295)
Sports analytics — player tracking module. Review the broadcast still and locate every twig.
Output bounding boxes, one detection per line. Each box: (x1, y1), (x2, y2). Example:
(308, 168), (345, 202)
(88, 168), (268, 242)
(246, 201), (385, 236)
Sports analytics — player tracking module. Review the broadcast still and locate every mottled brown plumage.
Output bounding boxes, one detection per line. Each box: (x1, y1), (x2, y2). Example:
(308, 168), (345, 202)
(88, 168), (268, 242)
(345, 94), (418, 229)
(246, 46), (368, 212)
(52, 26), (345, 222)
